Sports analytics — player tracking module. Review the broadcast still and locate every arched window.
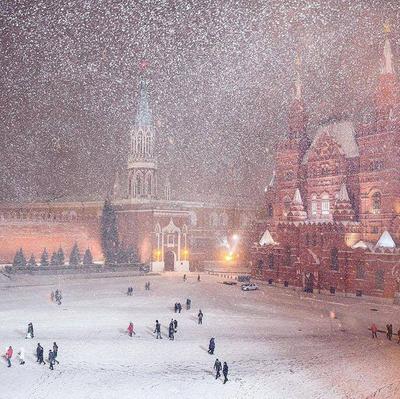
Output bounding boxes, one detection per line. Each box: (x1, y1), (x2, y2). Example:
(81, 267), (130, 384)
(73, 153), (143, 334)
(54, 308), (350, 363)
(356, 264), (365, 280)
(371, 192), (381, 214)
(145, 173), (153, 197)
(145, 132), (152, 156)
(283, 196), (291, 216)
(134, 172), (143, 198)
(268, 254), (274, 270)
(330, 248), (339, 271)
(321, 193), (330, 216)
(209, 212), (219, 227)
(137, 131), (143, 155)
(375, 270), (384, 290)
(284, 246), (291, 267)
(310, 194), (318, 217)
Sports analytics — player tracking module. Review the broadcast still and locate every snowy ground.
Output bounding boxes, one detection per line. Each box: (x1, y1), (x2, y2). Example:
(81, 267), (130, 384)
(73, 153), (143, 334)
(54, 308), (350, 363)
(1, 272), (400, 399)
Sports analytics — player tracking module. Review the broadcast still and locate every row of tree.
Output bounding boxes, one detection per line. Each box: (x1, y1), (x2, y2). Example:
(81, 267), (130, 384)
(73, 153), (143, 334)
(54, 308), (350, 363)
(100, 199), (138, 265)
(13, 244), (93, 268)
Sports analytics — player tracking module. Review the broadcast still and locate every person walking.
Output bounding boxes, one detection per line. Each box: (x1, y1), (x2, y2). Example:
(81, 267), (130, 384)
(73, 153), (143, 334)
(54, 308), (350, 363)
(173, 319), (178, 333)
(183, 274), (187, 282)
(223, 362), (229, 384)
(48, 350), (55, 370)
(214, 358), (222, 379)
(53, 342), (59, 364)
(174, 303), (178, 313)
(50, 291), (55, 302)
(208, 337), (215, 355)
(186, 298), (191, 310)
(387, 324), (393, 340)
(37, 343), (45, 365)
(197, 274), (201, 282)
(198, 310), (203, 325)
(168, 321), (175, 340)
(178, 303), (182, 313)
(26, 322), (34, 339)
(17, 348), (25, 365)
(371, 323), (378, 339)
(127, 322), (135, 337)
(5, 346), (13, 368)
(154, 320), (162, 339)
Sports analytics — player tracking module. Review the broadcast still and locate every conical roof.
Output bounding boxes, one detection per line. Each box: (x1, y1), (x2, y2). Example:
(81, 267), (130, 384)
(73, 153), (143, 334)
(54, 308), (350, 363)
(292, 188), (303, 205)
(376, 230), (396, 249)
(338, 183), (350, 202)
(259, 229), (276, 246)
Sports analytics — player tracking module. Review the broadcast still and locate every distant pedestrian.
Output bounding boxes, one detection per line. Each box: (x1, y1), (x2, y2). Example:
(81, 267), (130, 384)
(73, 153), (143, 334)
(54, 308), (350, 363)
(371, 323), (378, 339)
(178, 303), (182, 313)
(37, 343), (45, 364)
(198, 310), (203, 325)
(186, 298), (191, 310)
(214, 358), (222, 379)
(168, 321), (175, 341)
(50, 291), (55, 302)
(154, 320), (162, 339)
(48, 350), (55, 370)
(387, 324), (393, 340)
(17, 348), (25, 365)
(127, 322), (135, 337)
(183, 274), (187, 282)
(173, 319), (178, 332)
(223, 362), (228, 384)
(5, 346), (13, 368)
(26, 322), (34, 339)
(198, 274), (201, 282)
(174, 303), (178, 313)
(53, 342), (59, 364)
(208, 337), (215, 355)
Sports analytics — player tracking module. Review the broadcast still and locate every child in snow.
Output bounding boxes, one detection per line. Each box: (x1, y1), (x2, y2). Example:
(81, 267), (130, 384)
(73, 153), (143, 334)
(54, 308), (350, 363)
(127, 322), (135, 337)
(17, 348), (25, 365)
(26, 322), (34, 339)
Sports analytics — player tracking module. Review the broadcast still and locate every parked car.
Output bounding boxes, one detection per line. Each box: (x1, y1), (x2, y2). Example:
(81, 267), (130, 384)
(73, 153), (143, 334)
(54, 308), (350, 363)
(222, 281), (237, 286)
(241, 283), (258, 291)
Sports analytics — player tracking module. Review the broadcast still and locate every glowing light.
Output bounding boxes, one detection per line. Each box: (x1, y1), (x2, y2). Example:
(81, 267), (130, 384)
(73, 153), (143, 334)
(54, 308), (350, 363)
(232, 234), (239, 241)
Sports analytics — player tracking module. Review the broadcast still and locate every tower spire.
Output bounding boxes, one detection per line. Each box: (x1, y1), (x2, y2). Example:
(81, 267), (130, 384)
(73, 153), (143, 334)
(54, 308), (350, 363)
(135, 68), (152, 128)
(381, 22), (394, 75)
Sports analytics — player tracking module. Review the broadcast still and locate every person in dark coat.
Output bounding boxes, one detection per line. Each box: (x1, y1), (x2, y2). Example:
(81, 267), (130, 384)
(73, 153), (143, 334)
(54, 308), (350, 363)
(53, 342), (59, 364)
(168, 324), (175, 340)
(26, 322), (34, 339)
(183, 274), (187, 282)
(178, 303), (182, 313)
(174, 303), (178, 313)
(208, 337), (215, 354)
(223, 362), (228, 384)
(198, 310), (204, 325)
(197, 274), (201, 282)
(154, 320), (162, 339)
(36, 343), (45, 365)
(173, 319), (178, 332)
(186, 298), (191, 310)
(387, 324), (393, 340)
(48, 350), (55, 370)
(214, 358), (222, 379)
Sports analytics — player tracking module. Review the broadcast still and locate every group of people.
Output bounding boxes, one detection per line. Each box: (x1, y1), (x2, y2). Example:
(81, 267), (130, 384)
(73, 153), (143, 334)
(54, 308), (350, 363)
(168, 319), (178, 340)
(50, 289), (62, 305)
(174, 302), (183, 313)
(145, 281), (151, 290)
(36, 342), (59, 370)
(371, 322), (400, 343)
(4, 323), (59, 371)
(126, 287), (134, 296)
(214, 358), (229, 384)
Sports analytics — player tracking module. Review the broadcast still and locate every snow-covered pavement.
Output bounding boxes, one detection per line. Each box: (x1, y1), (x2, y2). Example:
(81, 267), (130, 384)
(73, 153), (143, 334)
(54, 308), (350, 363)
(1, 273), (400, 399)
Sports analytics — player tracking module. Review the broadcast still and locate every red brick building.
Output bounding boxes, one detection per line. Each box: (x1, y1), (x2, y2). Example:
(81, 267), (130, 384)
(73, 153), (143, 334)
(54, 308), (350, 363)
(0, 75), (255, 271)
(252, 32), (400, 299)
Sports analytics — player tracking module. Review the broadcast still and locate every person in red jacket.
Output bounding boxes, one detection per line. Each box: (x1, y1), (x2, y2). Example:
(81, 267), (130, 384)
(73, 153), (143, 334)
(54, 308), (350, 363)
(5, 346), (13, 368)
(127, 322), (135, 337)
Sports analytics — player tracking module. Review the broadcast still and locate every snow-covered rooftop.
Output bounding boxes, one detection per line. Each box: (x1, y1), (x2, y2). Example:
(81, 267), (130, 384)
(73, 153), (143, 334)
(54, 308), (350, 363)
(259, 229), (276, 246)
(303, 121), (359, 164)
(376, 230), (396, 249)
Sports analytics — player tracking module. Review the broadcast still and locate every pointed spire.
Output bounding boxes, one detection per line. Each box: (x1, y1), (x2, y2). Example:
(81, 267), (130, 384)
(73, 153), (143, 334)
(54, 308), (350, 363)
(287, 188), (307, 222)
(338, 183), (350, 202)
(259, 229), (276, 246)
(292, 188), (303, 206)
(268, 171), (276, 187)
(135, 64), (152, 127)
(376, 230), (396, 249)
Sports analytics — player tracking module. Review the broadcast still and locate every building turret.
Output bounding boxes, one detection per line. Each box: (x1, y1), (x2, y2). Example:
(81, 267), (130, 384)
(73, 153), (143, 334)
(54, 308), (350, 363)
(127, 65), (158, 200)
(287, 188), (307, 222)
(333, 183), (355, 222)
